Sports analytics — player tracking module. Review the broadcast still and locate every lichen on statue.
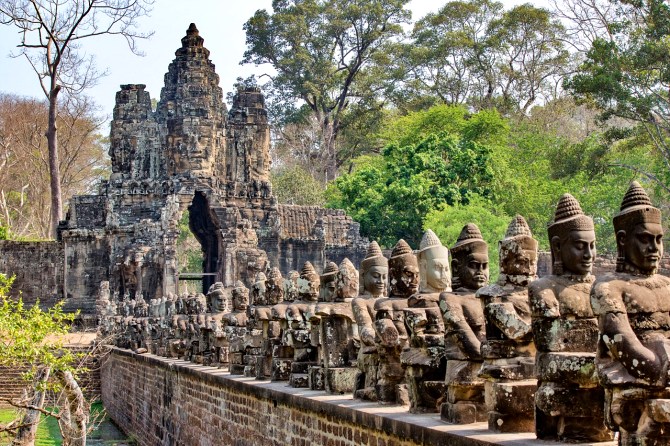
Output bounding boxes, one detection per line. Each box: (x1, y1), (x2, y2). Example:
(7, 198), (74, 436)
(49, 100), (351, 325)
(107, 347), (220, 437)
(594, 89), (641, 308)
(477, 215), (537, 433)
(373, 239), (418, 405)
(590, 182), (670, 445)
(439, 223), (488, 424)
(403, 229), (450, 413)
(351, 241), (387, 401)
(529, 193), (613, 442)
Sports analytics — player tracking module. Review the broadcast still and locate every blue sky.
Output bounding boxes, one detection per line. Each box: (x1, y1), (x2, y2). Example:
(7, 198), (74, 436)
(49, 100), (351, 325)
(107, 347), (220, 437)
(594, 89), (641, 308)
(0, 0), (545, 122)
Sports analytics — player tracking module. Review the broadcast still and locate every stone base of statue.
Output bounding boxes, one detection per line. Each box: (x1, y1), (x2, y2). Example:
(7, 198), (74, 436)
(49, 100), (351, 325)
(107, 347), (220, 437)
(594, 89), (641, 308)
(353, 347), (379, 401)
(534, 352), (613, 441)
(271, 358), (292, 381)
(308, 366), (325, 390)
(289, 361), (317, 388)
(376, 345), (407, 404)
(229, 352), (245, 375)
(604, 387), (670, 446)
(271, 344), (293, 381)
(324, 367), (357, 394)
(441, 360), (486, 424)
(401, 337), (446, 413)
(484, 380), (536, 432)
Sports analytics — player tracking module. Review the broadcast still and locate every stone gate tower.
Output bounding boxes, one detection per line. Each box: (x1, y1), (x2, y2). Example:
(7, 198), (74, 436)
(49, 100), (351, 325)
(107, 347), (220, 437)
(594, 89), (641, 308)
(58, 24), (367, 316)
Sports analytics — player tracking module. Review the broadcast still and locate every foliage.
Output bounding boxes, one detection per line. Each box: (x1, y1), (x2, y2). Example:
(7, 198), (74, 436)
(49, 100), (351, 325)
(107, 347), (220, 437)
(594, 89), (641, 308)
(327, 106), (503, 247)
(176, 211), (204, 274)
(0, 94), (109, 239)
(0, 279), (77, 383)
(424, 195), (510, 280)
(242, 0), (411, 180)
(396, 0), (568, 114)
(0, 225), (7, 241)
(271, 165), (326, 206)
(564, 0), (670, 194)
(0, 407), (62, 445)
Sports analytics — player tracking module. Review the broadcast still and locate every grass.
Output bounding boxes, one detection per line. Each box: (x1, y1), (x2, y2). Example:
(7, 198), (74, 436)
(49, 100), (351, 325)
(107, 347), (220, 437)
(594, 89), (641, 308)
(0, 401), (131, 445)
(0, 406), (62, 446)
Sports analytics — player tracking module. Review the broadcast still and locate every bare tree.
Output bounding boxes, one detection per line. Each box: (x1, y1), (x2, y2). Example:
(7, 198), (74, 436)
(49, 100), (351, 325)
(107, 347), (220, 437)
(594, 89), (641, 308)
(0, 93), (107, 239)
(0, 0), (153, 237)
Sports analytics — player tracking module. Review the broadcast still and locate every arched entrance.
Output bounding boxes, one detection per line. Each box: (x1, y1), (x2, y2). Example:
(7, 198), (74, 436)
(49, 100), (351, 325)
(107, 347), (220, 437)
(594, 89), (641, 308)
(176, 191), (221, 294)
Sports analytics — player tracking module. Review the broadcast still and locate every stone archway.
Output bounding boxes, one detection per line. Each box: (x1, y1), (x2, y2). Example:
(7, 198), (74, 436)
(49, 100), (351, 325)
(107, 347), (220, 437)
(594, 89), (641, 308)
(187, 191), (221, 293)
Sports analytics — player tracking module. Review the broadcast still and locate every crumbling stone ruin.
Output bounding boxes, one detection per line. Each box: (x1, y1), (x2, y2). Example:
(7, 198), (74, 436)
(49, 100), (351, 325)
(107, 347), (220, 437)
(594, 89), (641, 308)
(53, 23), (368, 318)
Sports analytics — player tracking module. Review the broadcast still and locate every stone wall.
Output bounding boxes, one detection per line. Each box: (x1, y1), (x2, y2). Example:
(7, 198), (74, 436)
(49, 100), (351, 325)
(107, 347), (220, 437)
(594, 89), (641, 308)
(0, 241), (63, 308)
(102, 349), (613, 446)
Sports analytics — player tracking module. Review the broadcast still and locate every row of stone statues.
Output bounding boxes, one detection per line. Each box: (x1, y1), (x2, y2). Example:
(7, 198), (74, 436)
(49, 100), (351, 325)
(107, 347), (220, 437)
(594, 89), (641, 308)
(97, 181), (670, 445)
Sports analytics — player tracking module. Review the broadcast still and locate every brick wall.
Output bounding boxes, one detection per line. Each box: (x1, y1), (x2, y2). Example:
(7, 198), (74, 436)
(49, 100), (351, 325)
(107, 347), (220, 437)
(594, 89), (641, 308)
(102, 349), (604, 446)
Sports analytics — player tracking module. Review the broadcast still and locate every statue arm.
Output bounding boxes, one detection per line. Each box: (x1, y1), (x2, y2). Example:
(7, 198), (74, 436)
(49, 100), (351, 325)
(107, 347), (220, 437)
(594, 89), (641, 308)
(375, 309), (399, 346)
(441, 299), (481, 359)
(485, 301), (532, 340)
(528, 282), (560, 319)
(592, 284), (669, 385)
(600, 311), (668, 385)
(352, 299), (375, 346)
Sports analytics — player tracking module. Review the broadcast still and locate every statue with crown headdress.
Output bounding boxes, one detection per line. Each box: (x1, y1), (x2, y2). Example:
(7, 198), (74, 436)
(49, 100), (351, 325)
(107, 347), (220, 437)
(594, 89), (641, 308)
(307, 261), (340, 390)
(226, 280), (251, 375)
(402, 229), (450, 413)
(528, 193), (613, 441)
(271, 269), (295, 382)
(205, 281), (232, 367)
(244, 271), (274, 378)
(372, 239), (419, 405)
(439, 223), (489, 424)
(286, 261), (321, 388)
(590, 182), (670, 445)
(313, 259), (359, 393)
(352, 241), (388, 401)
(476, 215), (537, 432)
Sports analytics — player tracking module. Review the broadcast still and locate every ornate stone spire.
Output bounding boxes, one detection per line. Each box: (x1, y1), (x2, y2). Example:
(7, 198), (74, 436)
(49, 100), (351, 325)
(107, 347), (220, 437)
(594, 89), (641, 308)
(300, 261), (318, 279)
(361, 241), (388, 271)
(451, 223), (487, 254)
(548, 193), (593, 240)
(505, 215), (532, 238)
(614, 181), (661, 232)
(322, 261), (339, 278)
(419, 229), (442, 252)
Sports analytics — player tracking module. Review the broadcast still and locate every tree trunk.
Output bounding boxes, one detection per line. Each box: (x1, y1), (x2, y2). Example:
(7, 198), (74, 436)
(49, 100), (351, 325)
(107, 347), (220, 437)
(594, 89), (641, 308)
(57, 370), (88, 446)
(47, 86), (62, 239)
(11, 367), (51, 446)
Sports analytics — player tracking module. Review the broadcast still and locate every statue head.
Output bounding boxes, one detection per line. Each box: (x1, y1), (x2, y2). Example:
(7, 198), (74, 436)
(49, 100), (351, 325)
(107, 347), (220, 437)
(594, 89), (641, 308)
(335, 258), (359, 301)
(207, 282), (226, 313)
(418, 229), (451, 293)
(265, 267), (284, 305)
(284, 270), (300, 302)
(451, 224), (489, 290)
(232, 281), (249, 311)
(319, 261), (339, 302)
(298, 261), (320, 301)
(548, 193), (596, 277)
(613, 181), (663, 275)
(499, 215), (538, 277)
(251, 272), (267, 305)
(388, 239), (420, 297)
(360, 241), (388, 298)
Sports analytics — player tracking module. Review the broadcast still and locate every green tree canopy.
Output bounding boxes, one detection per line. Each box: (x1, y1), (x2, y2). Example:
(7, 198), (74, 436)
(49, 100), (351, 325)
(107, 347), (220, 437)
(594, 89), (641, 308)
(242, 0), (411, 180)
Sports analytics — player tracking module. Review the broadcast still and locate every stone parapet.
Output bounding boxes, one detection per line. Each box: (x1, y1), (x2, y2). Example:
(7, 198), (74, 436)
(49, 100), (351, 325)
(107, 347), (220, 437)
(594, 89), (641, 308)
(102, 348), (616, 446)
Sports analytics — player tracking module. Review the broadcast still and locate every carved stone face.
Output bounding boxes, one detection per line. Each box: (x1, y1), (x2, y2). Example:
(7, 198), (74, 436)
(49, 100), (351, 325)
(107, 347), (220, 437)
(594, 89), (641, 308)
(363, 266), (388, 298)
(336, 265), (359, 301)
(298, 274), (319, 301)
(232, 287), (249, 311)
(554, 229), (596, 276)
(391, 263), (420, 297)
(500, 240), (538, 277)
(455, 252), (489, 290)
(425, 257), (450, 291)
(620, 222), (663, 274)
(321, 277), (337, 302)
(210, 292), (226, 312)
